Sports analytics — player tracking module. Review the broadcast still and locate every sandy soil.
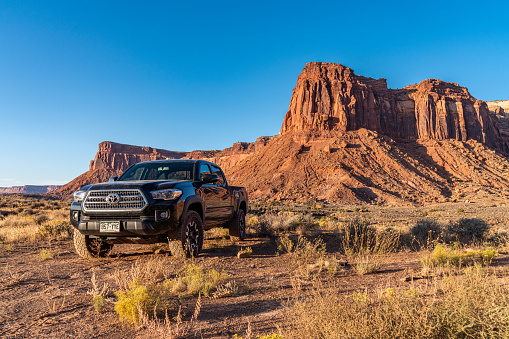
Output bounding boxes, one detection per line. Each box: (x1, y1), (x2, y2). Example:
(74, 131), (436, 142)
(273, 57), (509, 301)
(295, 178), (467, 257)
(1, 200), (509, 338)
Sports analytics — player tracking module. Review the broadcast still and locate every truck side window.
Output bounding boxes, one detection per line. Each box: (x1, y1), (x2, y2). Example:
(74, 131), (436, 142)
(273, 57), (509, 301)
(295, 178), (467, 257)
(210, 164), (226, 186)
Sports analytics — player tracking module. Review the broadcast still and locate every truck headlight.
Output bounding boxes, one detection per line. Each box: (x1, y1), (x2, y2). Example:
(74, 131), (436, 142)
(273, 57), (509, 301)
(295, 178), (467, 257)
(151, 189), (182, 200)
(73, 190), (87, 203)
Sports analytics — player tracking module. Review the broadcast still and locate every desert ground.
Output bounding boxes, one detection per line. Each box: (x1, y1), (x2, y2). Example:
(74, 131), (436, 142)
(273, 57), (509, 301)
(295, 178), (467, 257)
(1, 194), (509, 338)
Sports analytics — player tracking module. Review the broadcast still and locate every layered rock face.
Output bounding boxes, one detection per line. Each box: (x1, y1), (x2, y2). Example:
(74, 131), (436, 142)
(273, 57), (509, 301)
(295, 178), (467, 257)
(89, 141), (187, 172)
(0, 185), (61, 194)
(281, 62), (508, 152)
(184, 136), (274, 170)
(487, 100), (509, 115)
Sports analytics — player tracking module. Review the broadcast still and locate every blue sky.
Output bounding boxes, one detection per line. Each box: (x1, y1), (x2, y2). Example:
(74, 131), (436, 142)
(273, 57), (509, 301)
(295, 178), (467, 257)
(0, 1), (508, 186)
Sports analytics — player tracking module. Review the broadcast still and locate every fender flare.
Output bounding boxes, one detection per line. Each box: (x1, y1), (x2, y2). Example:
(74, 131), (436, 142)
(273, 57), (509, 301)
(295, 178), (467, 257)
(235, 194), (248, 215)
(182, 195), (205, 222)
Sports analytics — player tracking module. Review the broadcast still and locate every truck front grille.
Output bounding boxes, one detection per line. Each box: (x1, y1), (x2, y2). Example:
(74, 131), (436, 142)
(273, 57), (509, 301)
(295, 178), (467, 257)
(83, 189), (148, 212)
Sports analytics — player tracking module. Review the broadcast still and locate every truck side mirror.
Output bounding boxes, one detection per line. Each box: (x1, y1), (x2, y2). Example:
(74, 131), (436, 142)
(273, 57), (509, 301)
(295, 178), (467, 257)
(109, 176), (118, 182)
(201, 173), (219, 184)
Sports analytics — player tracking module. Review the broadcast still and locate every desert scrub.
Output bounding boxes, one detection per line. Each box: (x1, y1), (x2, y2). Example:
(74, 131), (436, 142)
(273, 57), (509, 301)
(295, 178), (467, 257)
(421, 244), (497, 268)
(342, 218), (399, 255)
(39, 249), (53, 261)
(341, 219), (399, 275)
(285, 214), (316, 234)
(114, 262), (227, 324)
(277, 235), (327, 277)
(36, 220), (71, 239)
(115, 279), (175, 324)
(0, 215), (39, 242)
(93, 295), (106, 312)
(170, 263), (227, 297)
(445, 218), (490, 244)
(410, 218), (442, 248)
(285, 266), (509, 338)
(246, 214), (319, 237)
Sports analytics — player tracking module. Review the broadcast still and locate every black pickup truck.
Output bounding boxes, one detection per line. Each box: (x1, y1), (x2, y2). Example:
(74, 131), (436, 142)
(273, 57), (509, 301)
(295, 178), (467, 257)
(69, 159), (248, 259)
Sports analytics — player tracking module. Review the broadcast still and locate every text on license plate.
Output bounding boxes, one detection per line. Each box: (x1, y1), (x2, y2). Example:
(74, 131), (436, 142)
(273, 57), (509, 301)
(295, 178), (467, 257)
(100, 221), (120, 232)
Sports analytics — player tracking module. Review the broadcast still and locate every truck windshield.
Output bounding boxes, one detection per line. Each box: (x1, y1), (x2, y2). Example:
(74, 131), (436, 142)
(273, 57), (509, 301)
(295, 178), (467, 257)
(118, 162), (195, 181)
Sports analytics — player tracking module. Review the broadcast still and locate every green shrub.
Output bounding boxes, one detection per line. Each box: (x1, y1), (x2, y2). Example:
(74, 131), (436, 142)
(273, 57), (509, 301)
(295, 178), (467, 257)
(93, 295), (106, 313)
(421, 244), (497, 268)
(115, 280), (174, 324)
(410, 218), (442, 248)
(170, 264), (227, 297)
(446, 218), (489, 244)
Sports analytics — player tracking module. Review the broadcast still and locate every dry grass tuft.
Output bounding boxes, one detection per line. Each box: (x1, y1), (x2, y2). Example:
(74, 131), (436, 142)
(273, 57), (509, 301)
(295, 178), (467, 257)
(0, 200), (70, 243)
(285, 266), (509, 338)
(341, 219), (399, 275)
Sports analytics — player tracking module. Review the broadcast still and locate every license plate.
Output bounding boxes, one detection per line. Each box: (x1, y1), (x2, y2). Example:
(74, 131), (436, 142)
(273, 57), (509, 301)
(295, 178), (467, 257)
(100, 221), (120, 233)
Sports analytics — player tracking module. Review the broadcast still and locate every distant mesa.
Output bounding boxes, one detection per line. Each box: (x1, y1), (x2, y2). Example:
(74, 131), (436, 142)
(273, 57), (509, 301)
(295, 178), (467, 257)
(53, 62), (509, 204)
(0, 185), (61, 194)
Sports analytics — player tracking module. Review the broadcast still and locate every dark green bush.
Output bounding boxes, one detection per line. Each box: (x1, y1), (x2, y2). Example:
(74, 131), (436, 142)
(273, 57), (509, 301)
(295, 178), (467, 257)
(410, 218), (442, 248)
(446, 218), (490, 244)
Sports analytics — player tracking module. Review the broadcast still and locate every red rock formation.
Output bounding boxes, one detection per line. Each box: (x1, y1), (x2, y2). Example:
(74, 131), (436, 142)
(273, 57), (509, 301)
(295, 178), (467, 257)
(0, 185), (61, 194)
(89, 141), (187, 172)
(184, 136), (274, 171)
(281, 62), (508, 152)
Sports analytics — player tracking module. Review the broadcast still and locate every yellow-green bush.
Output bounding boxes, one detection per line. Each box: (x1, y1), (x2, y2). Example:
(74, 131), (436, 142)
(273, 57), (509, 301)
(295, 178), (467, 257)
(171, 264), (227, 297)
(114, 263), (227, 324)
(93, 295), (106, 313)
(115, 279), (174, 324)
(421, 244), (497, 268)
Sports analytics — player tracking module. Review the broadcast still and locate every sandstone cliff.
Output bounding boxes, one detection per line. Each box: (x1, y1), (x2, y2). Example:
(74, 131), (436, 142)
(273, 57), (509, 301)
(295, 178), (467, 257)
(89, 141), (187, 172)
(0, 185), (61, 194)
(487, 100), (509, 116)
(281, 62), (508, 152)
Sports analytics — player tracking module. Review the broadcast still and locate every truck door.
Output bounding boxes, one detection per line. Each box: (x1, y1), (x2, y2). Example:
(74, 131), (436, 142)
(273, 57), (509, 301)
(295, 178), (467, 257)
(210, 164), (234, 220)
(198, 163), (232, 225)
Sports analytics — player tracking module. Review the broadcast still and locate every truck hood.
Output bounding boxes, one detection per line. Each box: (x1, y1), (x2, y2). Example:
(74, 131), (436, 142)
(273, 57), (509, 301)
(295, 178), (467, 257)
(85, 180), (188, 192)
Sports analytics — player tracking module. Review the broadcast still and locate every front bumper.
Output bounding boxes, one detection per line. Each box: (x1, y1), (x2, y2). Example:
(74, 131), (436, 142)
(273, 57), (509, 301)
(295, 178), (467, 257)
(70, 200), (183, 237)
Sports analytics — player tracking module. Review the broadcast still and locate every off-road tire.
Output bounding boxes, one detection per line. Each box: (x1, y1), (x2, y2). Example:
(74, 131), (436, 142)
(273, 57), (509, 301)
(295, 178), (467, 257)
(229, 209), (246, 241)
(170, 211), (204, 258)
(73, 228), (113, 259)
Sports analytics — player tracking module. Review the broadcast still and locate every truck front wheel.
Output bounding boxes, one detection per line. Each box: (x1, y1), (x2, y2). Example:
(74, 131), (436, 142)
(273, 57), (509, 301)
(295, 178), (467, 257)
(73, 229), (113, 259)
(169, 211), (203, 258)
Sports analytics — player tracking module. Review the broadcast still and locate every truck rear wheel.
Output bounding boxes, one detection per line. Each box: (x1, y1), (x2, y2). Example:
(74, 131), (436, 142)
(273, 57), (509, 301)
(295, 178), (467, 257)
(169, 211), (203, 258)
(229, 209), (246, 241)
(73, 228), (113, 259)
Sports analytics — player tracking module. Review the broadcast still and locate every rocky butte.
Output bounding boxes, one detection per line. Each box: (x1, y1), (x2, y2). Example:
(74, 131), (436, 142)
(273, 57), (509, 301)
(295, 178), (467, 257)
(54, 62), (509, 204)
(280, 62), (508, 152)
